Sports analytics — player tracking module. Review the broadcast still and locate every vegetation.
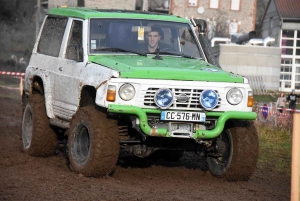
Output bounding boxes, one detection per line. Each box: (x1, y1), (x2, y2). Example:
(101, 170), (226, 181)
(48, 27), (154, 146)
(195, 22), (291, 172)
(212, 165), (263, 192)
(254, 94), (277, 103)
(256, 124), (292, 175)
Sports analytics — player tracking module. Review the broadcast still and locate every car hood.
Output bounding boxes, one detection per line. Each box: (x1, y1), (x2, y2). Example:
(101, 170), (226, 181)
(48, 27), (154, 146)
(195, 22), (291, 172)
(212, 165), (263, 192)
(88, 55), (244, 83)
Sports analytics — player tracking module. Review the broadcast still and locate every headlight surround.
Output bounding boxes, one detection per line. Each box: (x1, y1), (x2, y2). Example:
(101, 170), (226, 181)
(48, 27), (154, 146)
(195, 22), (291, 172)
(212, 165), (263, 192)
(199, 89), (219, 110)
(119, 83), (135, 101)
(154, 88), (174, 109)
(227, 88), (243, 105)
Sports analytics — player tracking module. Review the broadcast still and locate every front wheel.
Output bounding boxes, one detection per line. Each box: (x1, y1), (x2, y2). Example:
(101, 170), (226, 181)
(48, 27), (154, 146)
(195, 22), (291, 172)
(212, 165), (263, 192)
(206, 120), (259, 181)
(68, 106), (119, 177)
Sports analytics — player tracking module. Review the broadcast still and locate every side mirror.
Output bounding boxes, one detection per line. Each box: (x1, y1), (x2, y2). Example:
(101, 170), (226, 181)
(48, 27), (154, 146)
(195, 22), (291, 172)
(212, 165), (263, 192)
(193, 19), (207, 35)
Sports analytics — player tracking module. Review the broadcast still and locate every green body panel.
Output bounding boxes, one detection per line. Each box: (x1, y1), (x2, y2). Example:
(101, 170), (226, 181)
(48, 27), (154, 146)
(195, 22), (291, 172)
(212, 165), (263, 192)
(89, 55), (243, 82)
(108, 104), (257, 139)
(47, 7), (189, 22)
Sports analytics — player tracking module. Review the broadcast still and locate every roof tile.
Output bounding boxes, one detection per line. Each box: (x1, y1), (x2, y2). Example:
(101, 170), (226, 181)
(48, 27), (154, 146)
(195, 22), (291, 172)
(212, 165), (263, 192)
(274, 0), (300, 18)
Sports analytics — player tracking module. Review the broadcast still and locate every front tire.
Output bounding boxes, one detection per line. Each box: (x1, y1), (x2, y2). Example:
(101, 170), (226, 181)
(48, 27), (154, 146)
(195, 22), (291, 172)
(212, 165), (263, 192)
(206, 120), (259, 181)
(22, 94), (57, 156)
(68, 106), (119, 177)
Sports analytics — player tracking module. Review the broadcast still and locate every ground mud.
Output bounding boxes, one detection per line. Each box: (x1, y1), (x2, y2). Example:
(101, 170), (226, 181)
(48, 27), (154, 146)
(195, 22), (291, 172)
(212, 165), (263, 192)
(0, 97), (290, 201)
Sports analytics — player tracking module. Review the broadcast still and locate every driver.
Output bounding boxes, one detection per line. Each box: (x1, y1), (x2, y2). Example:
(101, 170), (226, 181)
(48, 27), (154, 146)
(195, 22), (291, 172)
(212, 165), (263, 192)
(146, 27), (161, 53)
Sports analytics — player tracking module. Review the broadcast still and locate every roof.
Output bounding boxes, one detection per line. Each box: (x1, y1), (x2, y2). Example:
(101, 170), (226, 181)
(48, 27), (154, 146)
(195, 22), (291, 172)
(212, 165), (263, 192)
(273, 0), (300, 19)
(47, 7), (189, 23)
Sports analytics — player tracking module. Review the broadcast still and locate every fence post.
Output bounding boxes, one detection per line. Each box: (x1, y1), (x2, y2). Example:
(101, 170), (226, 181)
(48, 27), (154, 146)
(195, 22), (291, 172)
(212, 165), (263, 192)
(19, 76), (23, 97)
(291, 113), (300, 201)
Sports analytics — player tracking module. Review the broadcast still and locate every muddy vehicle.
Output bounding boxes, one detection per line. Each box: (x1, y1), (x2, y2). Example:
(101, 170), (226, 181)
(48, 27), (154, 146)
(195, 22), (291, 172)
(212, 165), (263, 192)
(22, 7), (258, 181)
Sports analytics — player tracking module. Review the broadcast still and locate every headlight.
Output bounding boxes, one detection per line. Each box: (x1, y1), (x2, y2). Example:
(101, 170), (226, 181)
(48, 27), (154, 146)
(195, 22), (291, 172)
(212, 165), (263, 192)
(199, 89), (218, 110)
(154, 88), (174, 109)
(227, 88), (243, 105)
(119, 84), (135, 101)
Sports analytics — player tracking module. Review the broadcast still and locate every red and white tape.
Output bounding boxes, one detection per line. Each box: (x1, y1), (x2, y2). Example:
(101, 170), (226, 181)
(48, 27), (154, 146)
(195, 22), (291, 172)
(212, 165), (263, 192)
(256, 108), (300, 115)
(0, 71), (25, 77)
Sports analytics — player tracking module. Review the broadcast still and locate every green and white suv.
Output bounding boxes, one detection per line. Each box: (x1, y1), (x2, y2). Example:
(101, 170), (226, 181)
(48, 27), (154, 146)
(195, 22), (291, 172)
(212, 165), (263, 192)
(22, 7), (258, 181)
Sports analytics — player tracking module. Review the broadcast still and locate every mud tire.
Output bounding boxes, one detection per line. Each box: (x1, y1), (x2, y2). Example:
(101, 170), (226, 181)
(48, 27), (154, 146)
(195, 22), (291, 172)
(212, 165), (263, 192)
(68, 106), (119, 177)
(206, 120), (259, 181)
(22, 94), (57, 156)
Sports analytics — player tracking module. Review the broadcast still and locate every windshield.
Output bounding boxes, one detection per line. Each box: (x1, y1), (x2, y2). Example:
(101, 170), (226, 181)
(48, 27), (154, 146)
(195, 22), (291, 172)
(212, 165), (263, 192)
(89, 18), (203, 59)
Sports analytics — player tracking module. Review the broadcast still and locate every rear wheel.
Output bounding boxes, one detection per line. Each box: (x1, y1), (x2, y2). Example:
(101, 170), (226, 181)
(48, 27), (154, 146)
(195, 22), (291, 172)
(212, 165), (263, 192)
(22, 94), (57, 156)
(68, 106), (119, 177)
(206, 120), (259, 181)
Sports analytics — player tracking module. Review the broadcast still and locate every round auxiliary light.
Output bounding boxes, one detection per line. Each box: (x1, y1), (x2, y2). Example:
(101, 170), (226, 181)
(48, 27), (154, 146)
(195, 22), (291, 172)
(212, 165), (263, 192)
(227, 88), (243, 105)
(199, 89), (218, 110)
(119, 83), (135, 101)
(154, 88), (174, 109)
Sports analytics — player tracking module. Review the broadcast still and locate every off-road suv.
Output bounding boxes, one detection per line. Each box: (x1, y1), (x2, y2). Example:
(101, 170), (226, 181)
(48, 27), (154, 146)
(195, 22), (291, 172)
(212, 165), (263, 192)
(22, 7), (258, 181)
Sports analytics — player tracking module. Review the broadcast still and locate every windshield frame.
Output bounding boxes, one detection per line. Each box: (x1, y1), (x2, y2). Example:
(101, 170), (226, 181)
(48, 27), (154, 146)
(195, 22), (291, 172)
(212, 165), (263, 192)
(87, 18), (205, 59)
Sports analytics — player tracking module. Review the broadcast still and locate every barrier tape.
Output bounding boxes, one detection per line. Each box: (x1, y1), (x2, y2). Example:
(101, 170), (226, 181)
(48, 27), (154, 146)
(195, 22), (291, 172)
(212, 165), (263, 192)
(0, 85), (20, 90)
(254, 92), (299, 95)
(0, 71), (25, 78)
(254, 102), (300, 105)
(256, 106), (300, 115)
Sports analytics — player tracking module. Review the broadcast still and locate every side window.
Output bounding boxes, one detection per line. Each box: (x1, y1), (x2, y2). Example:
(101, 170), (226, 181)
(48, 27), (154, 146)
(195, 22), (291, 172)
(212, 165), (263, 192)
(37, 16), (67, 57)
(179, 28), (199, 56)
(66, 20), (83, 61)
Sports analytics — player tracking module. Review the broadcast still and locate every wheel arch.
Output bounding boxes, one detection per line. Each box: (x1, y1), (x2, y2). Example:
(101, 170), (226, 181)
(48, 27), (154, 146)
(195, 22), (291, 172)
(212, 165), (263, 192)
(26, 73), (55, 118)
(79, 85), (96, 108)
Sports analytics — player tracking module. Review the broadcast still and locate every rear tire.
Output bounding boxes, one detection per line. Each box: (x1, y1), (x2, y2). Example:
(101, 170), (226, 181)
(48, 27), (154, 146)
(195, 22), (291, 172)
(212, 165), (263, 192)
(22, 94), (57, 156)
(68, 106), (119, 177)
(206, 120), (259, 181)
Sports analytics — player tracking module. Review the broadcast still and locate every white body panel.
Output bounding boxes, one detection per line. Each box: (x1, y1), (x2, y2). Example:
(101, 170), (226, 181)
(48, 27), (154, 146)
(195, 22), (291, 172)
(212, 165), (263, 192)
(100, 78), (252, 112)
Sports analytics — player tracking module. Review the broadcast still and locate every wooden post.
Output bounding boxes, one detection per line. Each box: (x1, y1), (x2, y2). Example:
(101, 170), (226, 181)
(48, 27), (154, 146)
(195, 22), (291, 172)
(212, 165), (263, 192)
(291, 113), (300, 201)
(19, 76), (23, 97)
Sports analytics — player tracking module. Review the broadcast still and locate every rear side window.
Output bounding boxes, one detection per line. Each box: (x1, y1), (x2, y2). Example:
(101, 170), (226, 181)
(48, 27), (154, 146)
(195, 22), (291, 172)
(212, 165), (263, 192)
(66, 20), (83, 61)
(37, 16), (67, 57)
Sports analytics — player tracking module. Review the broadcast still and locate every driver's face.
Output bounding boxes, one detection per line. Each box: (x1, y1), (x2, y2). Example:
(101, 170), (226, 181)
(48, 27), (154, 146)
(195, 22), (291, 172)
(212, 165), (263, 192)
(147, 31), (161, 48)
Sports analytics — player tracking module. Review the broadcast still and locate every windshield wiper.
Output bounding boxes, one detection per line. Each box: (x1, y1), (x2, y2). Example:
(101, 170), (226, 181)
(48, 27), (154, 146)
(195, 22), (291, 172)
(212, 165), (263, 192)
(159, 51), (199, 59)
(94, 47), (147, 56)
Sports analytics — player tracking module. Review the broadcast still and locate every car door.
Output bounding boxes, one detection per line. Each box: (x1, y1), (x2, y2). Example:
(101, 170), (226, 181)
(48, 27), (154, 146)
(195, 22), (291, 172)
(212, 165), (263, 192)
(53, 18), (86, 120)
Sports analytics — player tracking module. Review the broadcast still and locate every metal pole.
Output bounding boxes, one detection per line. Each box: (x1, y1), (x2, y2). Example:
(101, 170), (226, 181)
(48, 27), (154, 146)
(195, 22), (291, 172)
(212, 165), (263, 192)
(35, 0), (40, 39)
(291, 113), (300, 201)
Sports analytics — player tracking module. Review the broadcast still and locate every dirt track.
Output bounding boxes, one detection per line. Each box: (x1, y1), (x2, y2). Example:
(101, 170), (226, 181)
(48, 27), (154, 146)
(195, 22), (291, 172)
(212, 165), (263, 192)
(0, 97), (291, 201)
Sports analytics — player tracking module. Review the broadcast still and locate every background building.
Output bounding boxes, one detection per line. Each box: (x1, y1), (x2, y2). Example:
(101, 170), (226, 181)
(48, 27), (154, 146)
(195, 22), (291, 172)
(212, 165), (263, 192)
(48, 0), (258, 39)
(261, 0), (300, 92)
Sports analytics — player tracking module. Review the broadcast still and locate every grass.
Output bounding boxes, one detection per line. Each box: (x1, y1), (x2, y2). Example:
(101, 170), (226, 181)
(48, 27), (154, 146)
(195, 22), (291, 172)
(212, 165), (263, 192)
(0, 77), (20, 87)
(256, 124), (292, 175)
(254, 94), (277, 103)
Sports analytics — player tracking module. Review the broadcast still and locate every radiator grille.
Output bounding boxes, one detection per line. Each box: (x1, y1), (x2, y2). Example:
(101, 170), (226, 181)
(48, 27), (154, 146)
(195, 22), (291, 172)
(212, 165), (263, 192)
(144, 88), (221, 109)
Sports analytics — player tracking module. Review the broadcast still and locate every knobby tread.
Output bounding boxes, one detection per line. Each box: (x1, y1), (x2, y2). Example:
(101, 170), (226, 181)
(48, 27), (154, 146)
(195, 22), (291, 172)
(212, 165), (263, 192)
(68, 106), (119, 177)
(22, 94), (57, 156)
(223, 120), (259, 181)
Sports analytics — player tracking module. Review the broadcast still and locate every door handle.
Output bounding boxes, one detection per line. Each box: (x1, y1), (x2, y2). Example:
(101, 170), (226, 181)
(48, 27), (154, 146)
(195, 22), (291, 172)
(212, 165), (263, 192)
(59, 67), (64, 71)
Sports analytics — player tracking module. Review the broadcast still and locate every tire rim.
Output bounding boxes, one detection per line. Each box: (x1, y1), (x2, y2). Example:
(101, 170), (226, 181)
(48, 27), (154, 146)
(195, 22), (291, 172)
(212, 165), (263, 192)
(214, 131), (231, 164)
(206, 130), (233, 176)
(22, 105), (33, 149)
(72, 123), (90, 165)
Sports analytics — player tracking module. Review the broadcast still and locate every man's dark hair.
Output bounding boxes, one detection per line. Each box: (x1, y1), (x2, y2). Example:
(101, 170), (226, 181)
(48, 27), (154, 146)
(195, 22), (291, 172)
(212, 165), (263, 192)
(149, 26), (162, 36)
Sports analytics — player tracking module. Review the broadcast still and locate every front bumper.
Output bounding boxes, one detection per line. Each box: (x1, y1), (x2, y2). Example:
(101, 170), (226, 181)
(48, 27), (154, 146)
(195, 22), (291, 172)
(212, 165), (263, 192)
(108, 104), (257, 139)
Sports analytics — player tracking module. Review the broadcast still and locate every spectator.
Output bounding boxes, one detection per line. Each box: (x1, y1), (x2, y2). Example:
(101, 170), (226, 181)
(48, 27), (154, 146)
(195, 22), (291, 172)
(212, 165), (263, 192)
(276, 93), (286, 113)
(287, 89), (300, 111)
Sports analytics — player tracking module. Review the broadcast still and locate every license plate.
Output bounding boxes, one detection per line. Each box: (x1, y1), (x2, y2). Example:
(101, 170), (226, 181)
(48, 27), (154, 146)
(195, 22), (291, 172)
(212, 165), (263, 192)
(160, 111), (206, 122)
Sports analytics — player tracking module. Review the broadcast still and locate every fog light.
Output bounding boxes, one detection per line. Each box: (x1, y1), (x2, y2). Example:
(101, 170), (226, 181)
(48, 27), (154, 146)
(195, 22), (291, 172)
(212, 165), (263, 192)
(199, 89), (218, 110)
(154, 88), (174, 109)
